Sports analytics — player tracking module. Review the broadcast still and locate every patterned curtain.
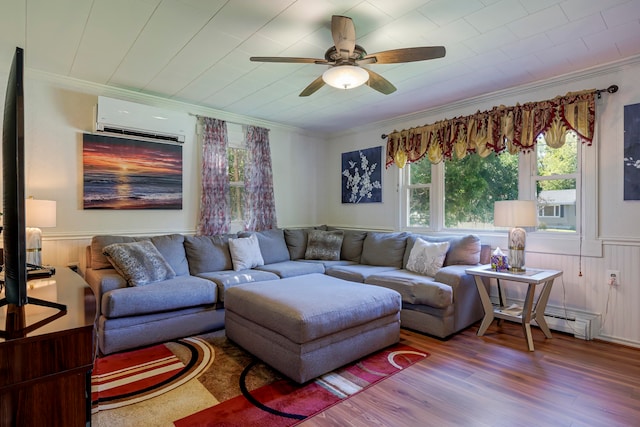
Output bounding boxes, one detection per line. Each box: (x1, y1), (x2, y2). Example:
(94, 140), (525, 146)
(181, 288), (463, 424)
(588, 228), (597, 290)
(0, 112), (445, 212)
(385, 89), (596, 168)
(196, 117), (230, 235)
(244, 125), (277, 231)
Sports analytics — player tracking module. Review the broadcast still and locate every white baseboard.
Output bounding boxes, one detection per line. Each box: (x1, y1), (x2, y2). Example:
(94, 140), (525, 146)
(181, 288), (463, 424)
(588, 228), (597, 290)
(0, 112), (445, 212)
(490, 296), (601, 340)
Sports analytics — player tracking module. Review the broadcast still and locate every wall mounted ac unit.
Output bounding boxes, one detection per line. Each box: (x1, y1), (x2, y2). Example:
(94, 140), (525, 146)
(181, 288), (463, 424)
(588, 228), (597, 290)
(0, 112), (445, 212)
(95, 96), (187, 143)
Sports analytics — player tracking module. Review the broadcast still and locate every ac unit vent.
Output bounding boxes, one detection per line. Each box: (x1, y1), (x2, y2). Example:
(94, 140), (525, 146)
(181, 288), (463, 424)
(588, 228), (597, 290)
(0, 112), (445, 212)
(99, 126), (183, 143)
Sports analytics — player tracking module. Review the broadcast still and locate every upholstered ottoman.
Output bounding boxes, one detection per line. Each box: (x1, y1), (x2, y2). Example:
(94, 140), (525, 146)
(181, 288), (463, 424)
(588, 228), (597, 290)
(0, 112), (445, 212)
(224, 273), (401, 383)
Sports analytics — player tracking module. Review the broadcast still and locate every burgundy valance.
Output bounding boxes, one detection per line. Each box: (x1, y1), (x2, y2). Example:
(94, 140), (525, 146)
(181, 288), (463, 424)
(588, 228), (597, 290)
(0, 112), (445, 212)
(385, 89), (596, 168)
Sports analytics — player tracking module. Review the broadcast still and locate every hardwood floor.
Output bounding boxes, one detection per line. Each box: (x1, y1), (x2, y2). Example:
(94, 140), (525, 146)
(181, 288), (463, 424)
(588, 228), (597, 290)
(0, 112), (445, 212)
(301, 322), (640, 427)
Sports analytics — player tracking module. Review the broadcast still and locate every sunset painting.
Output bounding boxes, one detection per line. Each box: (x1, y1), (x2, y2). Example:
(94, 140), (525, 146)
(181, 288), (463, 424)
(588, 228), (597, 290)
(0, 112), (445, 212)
(83, 133), (182, 209)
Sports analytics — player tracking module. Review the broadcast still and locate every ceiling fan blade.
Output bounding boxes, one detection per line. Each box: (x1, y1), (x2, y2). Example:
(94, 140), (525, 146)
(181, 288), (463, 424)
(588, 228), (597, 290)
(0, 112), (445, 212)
(362, 46), (446, 64)
(299, 75), (326, 97)
(250, 56), (329, 64)
(331, 15), (356, 59)
(365, 69), (396, 95)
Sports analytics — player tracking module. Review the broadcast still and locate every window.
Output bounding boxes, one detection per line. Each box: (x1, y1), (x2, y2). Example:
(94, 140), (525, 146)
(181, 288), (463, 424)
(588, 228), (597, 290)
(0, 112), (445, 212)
(402, 133), (582, 234)
(405, 159), (431, 227)
(534, 133), (578, 232)
(539, 205), (562, 218)
(227, 124), (246, 226)
(228, 146), (246, 223)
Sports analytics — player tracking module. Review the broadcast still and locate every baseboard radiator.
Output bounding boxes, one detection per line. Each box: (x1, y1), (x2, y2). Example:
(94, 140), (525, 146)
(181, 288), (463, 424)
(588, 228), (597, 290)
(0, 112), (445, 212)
(490, 297), (601, 340)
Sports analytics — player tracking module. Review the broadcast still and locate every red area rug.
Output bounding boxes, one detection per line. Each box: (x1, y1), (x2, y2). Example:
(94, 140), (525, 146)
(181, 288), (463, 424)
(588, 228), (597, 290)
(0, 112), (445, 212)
(91, 332), (428, 426)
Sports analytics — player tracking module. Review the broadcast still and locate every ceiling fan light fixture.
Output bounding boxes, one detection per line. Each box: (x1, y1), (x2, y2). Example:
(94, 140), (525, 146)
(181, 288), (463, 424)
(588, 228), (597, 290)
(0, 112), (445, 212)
(322, 65), (369, 90)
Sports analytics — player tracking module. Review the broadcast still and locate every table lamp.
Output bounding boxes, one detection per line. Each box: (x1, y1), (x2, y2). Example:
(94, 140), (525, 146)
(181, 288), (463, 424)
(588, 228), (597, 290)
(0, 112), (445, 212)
(494, 200), (537, 272)
(25, 198), (56, 267)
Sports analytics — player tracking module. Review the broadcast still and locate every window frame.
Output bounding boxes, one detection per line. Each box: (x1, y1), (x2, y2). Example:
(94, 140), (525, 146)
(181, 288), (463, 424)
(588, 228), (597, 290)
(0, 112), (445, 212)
(399, 140), (602, 257)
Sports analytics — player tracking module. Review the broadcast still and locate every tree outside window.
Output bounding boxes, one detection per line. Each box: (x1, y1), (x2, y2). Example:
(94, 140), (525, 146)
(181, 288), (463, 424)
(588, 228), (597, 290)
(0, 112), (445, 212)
(406, 159), (431, 227)
(444, 153), (518, 229)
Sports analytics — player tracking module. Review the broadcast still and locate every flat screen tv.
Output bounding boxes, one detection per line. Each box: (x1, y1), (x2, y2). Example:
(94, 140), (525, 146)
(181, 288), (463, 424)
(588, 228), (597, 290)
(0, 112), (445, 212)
(2, 47), (28, 306)
(1, 47), (65, 336)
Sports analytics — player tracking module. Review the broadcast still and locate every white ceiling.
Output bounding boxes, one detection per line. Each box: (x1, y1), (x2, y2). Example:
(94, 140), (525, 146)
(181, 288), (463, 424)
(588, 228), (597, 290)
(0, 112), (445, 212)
(1, 0), (640, 134)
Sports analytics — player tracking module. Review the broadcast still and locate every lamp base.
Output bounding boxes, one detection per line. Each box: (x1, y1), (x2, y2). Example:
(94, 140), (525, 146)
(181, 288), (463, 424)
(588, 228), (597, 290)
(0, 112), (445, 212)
(26, 227), (43, 267)
(508, 227), (527, 272)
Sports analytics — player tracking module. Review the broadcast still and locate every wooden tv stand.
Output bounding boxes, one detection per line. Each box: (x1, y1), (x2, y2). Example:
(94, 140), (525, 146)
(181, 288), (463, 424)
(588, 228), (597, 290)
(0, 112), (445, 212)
(0, 267), (96, 427)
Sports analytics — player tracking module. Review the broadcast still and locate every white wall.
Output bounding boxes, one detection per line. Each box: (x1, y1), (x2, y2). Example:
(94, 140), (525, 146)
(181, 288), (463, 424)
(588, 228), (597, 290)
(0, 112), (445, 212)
(0, 70), (325, 265)
(323, 56), (640, 347)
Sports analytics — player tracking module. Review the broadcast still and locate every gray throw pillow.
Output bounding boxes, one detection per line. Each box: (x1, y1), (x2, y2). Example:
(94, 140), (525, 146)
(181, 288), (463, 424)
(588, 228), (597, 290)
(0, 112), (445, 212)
(305, 230), (344, 261)
(103, 240), (176, 286)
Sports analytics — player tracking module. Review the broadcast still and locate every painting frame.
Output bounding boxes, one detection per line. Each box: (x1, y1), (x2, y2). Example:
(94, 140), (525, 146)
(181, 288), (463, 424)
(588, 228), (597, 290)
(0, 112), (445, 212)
(341, 146), (382, 204)
(83, 133), (183, 210)
(624, 102), (640, 201)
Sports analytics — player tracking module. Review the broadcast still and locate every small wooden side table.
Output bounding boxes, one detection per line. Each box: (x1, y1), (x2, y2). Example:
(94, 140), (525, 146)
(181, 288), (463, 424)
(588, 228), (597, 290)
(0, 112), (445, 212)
(465, 264), (563, 351)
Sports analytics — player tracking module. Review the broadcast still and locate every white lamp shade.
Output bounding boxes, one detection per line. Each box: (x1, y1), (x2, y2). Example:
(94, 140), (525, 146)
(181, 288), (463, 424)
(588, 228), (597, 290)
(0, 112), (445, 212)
(322, 65), (369, 89)
(25, 199), (57, 228)
(494, 200), (537, 227)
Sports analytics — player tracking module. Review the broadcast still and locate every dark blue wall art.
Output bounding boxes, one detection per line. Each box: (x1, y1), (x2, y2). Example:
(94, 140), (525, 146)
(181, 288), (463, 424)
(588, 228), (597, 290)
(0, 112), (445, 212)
(624, 102), (640, 200)
(341, 146), (382, 203)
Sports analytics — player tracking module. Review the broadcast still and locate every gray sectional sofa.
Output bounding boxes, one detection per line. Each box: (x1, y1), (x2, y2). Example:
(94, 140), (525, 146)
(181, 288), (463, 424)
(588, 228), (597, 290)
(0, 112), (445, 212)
(85, 227), (490, 355)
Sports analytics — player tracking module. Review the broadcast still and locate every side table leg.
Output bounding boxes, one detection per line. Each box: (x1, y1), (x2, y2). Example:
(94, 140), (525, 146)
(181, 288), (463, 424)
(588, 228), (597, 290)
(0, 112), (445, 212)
(533, 279), (555, 339)
(497, 278), (506, 326)
(474, 276), (494, 336)
(521, 283), (537, 351)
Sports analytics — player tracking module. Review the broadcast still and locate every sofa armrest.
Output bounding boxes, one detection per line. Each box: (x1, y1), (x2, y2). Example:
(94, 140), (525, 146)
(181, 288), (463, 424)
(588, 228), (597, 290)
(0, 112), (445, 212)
(84, 267), (127, 318)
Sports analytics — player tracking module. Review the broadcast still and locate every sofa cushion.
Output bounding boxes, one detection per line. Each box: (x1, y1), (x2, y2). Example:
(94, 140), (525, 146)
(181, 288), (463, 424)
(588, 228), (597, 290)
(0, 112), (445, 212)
(196, 269), (280, 302)
(360, 232), (409, 268)
(240, 229), (290, 265)
(325, 264), (399, 283)
(91, 235), (138, 270)
(255, 260), (325, 278)
(403, 234), (482, 268)
(184, 235), (235, 274)
(101, 275), (217, 318)
(406, 238), (450, 277)
(305, 230), (343, 261)
(284, 228), (308, 260)
(444, 234), (481, 266)
(150, 234), (189, 276)
(103, 241), (176, 286)
(340, 229), (367, 262)
(365, 270), (453, 308)
(229, 234), (264, 271)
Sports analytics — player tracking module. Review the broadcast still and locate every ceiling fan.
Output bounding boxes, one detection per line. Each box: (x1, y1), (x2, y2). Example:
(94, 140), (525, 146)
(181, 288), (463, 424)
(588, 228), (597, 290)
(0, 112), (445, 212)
(250, 15), (446, 97)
